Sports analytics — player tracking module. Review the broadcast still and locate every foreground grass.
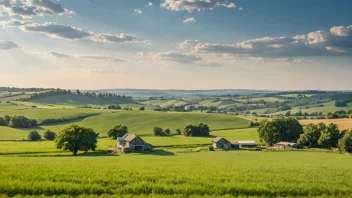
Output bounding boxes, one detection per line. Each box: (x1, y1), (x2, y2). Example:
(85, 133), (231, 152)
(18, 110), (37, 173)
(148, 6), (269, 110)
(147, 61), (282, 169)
(0, 151), (351, 197)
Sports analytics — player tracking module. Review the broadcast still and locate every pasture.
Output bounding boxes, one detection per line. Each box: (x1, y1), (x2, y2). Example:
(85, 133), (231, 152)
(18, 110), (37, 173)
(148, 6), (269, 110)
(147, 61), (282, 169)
(0, 151), (351, 197)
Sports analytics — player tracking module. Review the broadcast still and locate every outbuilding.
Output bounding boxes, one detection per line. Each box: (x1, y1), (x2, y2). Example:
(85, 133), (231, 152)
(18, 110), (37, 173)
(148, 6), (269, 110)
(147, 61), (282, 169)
(212, 137), (231, 149)
(116, 133), (153, 153)
(231, 140), (257, 148)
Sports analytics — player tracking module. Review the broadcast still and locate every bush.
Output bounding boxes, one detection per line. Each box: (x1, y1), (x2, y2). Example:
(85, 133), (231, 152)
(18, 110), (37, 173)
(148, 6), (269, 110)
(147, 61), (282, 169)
(183, 123), (210, 137)
(43, 130), (56, 140)
(208, 145), (215, 151)
(154, 127), (167, 136)
(139, 106), (145, 111)
(0, 117), (8, 126)
(249, 121), (260, 127)
(8, 116), (37, 128)
(28, 130), (42, 141)
(176, 129), (181, 135)
(165, 128), (171, 135)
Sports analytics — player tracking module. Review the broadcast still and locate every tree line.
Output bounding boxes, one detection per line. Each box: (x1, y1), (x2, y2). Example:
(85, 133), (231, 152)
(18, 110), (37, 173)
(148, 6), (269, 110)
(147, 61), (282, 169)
(258, 117), (352, 153)
(0, 115), (37, 128)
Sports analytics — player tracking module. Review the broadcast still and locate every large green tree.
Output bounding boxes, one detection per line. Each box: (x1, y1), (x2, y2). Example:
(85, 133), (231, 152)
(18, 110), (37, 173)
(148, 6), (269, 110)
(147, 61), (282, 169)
(339, 130), (352, 153)
(55, 125), (99, 156)
(298, 123), (326, 148)
(258, 117), (303, 146)
(318, 123), (341, 148)
(107, 125), (128, 139)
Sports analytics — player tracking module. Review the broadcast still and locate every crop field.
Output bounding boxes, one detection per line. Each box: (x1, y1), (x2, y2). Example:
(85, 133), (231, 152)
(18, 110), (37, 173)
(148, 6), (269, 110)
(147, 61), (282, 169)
(300, 118), (352, 131)
(0, 151), (352, 197)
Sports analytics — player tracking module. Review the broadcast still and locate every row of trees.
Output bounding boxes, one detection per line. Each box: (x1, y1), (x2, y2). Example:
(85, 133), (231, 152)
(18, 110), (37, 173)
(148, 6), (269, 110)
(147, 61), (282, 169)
(0, 115), (37, 128)
(257, 117), (352, 152)
(28, 130), (56, 141)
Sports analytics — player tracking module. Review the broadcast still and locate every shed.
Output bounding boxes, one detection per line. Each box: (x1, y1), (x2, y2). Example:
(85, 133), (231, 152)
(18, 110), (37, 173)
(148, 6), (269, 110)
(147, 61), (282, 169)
(212, 137), (231, 149)
(231, 140), (257, 148)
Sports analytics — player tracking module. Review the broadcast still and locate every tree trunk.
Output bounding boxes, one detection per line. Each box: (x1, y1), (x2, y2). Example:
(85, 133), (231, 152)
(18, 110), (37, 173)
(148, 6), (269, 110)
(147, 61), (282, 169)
(73, 149), (78, 156)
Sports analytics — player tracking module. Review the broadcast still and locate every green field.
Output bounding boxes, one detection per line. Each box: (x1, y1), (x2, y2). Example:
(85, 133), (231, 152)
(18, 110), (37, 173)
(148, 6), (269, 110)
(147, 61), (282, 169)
(0, 151), (351, 197)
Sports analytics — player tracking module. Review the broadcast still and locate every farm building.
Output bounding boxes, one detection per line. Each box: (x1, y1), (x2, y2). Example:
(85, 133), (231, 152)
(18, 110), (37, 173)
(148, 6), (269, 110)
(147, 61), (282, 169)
(212, 137), (231, 149)
(274, 142), (297, 149)
(116, 133), (153, 153)
(231, 140), (257, 148)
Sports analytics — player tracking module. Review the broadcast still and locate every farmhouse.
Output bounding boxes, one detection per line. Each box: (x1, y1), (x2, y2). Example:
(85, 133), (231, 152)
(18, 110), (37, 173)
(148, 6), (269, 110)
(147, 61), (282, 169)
(231, 140), (257, 148)
(212, 137), (231, 149)
(274, 142), (297, 149)
(116, 133), (153, 153)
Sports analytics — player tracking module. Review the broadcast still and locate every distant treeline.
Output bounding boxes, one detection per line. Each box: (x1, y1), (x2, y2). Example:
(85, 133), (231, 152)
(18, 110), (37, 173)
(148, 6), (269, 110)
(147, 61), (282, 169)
(23, 88), (134, 102)
(0, 87), (48, 92)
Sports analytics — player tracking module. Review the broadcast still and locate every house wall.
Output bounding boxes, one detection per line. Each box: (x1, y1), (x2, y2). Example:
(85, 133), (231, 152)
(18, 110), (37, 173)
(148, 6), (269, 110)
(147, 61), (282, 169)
(214, 139), (230, 149)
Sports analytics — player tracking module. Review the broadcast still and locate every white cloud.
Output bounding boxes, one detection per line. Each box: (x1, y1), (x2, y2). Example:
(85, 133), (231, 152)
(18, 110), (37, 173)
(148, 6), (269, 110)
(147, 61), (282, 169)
(139, 51), (221, 66)
(161, 0), (236, 12)
(0, 40), (20, 49)
(147, 2), (153, 6)
(185, 25), (352, 58)
(177, 40), (200, 50)
(48, 51), (70, 58)
(134, 9), (142, 14)
(0, 0), (74, 17)
(48, 51), (125, 62)
(1, 20), (150, 44)
(238, 7), (242, 11)
(183, 17), (196, 23)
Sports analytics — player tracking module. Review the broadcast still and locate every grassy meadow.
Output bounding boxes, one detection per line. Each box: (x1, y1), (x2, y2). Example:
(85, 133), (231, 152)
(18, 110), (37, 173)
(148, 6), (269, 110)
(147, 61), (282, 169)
(1, 151), (352, 197)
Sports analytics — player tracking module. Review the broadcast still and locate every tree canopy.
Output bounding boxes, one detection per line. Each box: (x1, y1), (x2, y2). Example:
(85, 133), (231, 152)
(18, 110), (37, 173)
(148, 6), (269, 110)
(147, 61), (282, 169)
(298, 123), (326, 148)
(339, 130), (352, 153)
(107, 125), (129, 139)
(183, 123), (210, 137)
(258, 117), (303, 146)
(28, 130), (42, 141)
(55, 125), (99, 156)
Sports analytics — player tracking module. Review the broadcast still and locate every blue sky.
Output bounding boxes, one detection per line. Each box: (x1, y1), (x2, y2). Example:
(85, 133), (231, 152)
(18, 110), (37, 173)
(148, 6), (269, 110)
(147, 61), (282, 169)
(0, 0), (351, 90)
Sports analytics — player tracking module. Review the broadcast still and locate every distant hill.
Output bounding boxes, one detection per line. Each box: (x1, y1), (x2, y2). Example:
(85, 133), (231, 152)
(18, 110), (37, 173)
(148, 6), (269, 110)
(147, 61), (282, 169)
(27, 94), (137, 106)
(88, 88), (278, 98)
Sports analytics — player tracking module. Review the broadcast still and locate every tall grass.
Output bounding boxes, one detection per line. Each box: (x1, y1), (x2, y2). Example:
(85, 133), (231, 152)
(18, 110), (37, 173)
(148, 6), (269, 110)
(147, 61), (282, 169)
(0, 151), (351, 197)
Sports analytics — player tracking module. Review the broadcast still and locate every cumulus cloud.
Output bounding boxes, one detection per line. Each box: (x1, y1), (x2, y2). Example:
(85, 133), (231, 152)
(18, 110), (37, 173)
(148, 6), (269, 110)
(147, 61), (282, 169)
(177, 40), (200, 50)
(139, 51), (221, 66)
(161, 0), (236, 12)
(0, 0), (74, 17)
(185, 25), (352, 57)
(0, 40), (20, 50)
(147, 2), (153, 6)
(48, 51), (125, 62)
(183, 17), (196, 23)
(134, 9), (142, 14)
(1, 19), (150, 44)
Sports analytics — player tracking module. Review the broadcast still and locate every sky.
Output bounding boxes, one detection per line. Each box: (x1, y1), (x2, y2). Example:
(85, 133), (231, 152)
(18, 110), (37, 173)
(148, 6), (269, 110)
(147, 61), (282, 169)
(0, 0), (351, 90)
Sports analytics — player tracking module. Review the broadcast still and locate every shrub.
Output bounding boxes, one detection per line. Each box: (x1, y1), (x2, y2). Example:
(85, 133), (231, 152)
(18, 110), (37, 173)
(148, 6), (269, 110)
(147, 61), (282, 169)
(154, 127), (167, 136)
(176, 129), (181, 135)
(249, 121), (260, 127)
(28, 130), (42, 141)
(164, 128), (171, 135)
(0, 117), (8, 126)
(139, 106), (145, 111)
(208, 145), (215, 151)
(183, 123), (210, 137)
(8, 116), (37, 128)
(43, 130), (56, 140)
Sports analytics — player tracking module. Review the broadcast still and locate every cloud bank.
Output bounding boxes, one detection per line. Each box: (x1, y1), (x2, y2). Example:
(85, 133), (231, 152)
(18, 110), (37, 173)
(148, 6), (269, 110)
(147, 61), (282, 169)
(0, 40), (20, 50)
(161, 0), (236, 12)
(0, 19), (151, 44)
(179, 25), (352, 58)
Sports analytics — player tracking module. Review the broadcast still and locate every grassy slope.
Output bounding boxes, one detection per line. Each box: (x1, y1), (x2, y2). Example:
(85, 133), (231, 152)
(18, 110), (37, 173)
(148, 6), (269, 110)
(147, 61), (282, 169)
(42, 111), (250, 136)
(271, 101), (352, 115)
(0, 107), (107, 123)
(0, 151), (351, 197)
